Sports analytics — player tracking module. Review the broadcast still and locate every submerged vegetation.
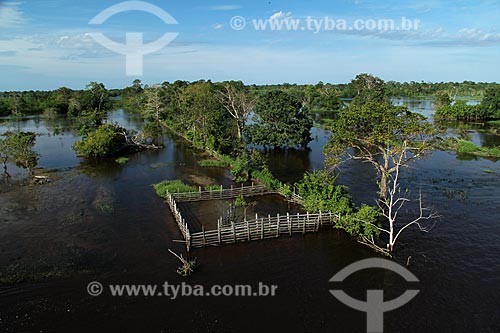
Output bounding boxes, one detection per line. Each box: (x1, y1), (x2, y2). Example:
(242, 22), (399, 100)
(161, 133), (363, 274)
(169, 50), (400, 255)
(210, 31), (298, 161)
(454, 139), (500, 158)
(0, 131), (39, 177)
(197, 159), (230, 168)
(1, 74), (498, 255)
(435, 86), (500, 121)
(153, 180), (197, 197)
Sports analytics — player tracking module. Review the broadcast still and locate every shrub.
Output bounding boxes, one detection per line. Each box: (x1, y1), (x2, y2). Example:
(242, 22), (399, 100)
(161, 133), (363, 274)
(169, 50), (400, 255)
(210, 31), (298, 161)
(73, 123), (126, 158)
(115, 157), (129, 164)
(251, 167), (282, 190)
(153, 180), (197, 197)
(198, 159), (229, 168)
(457, 140), (479, 154)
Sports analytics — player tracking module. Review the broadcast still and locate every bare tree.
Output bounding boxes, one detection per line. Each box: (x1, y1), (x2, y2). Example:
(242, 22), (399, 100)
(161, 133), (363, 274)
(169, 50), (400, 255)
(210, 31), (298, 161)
(217, 83), (254, 141)
(143, 85), (166, 123)
(358, 141), (439, 254)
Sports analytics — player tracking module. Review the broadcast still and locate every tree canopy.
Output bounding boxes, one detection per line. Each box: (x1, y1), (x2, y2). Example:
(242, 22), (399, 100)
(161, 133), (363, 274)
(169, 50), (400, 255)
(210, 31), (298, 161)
(247, 90), (313, 148)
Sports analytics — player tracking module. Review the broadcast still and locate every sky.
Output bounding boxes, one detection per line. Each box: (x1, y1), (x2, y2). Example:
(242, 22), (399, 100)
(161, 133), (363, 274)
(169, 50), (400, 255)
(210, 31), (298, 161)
(0, 0), (499, 90)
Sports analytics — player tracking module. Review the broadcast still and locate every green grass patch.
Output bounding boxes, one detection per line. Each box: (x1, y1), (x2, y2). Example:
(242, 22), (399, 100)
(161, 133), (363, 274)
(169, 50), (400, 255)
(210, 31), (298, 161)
(457, 140), (480, 154)
(457, 140), (500, 158)
(115, 157), (129, 164)
(153, 180), (197, 197)
(197, 159), (229, 168)
(203, 184), (222, 191)
(487, 120), (500, 126)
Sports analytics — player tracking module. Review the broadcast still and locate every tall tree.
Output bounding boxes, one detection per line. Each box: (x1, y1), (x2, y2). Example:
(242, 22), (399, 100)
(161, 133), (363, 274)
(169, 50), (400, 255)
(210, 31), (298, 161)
(434, 91), (452, 109)
(247, 90), (313, 148)
(0, 137), (11, 177)
(5, 132), (39, 176)
(325, 101), (435, 199)
(217, 81), (254, 142)
(350, 73), (389, 106)
(142, 85), (167, 123)
(480, 85), (500, 119)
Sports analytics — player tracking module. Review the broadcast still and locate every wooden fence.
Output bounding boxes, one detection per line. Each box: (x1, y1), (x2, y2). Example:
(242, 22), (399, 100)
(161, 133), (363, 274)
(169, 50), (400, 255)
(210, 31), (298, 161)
(171, 184), (271, 202)
(166, 193), (191, 250)
(190, 211), (339, 248)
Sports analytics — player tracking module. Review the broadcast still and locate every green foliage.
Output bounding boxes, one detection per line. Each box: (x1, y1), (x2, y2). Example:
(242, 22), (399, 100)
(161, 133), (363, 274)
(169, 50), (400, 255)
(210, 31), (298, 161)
(2, 132), (39, 175)
(198, 159), (229, 168)
(299, 83), (343, 112)
(457, 140), (479, 153)
(177, 258), (196, 278)
(325, 100), (435, 198)
(456, 140), (500, 158)
(230, 155), (250, 182)
(0, 137), (11, 171)
(203, 184), (221, 191)
(158, 80), (238, 154)
(295, 171), (380, 239)
(115, 157), (129, 164)
(435, 92), (452, 108)
(73, 123), (126, 158)
(350, 74), (389, 106)
(234, 194), (247, 208)
(339, 205), (381, 239)
(69, 82), (113, 134)
(435, 100), (484, 121)
(251, 167), (282, 190)
(296, 171), (354, 214)
(480, 85), (500, 119)
(247, 90), (313, 148)
(153, 180), (197, 197)
(385, 80), (492, 98)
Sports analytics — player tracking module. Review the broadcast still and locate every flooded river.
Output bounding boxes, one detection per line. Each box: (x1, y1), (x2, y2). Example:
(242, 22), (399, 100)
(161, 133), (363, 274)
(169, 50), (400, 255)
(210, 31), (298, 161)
(0, 101), (499, 332)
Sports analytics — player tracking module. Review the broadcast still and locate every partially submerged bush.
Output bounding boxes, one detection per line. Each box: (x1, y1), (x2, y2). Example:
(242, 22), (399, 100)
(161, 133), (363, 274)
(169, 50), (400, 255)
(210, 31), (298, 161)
(74, 123), (126, 158)
(153, 179), (197, 197)
(198, 159), (229, 168)
(115, 157), (129, 164)
(295, 170), (380, 239)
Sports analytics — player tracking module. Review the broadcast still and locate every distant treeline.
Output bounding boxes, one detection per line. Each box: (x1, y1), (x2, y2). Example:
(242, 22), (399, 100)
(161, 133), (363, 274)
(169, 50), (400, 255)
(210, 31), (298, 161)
(1, 79), (498, 118)
(434, 88), (500, 121)
(0, 87), (120, 117)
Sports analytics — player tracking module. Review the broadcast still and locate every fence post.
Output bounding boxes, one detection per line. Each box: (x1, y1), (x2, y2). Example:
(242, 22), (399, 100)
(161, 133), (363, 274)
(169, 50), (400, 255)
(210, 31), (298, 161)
(220, 185), (223, 199)
(232, 221), (236, 243)
(261, 217), (264, 239)
(202, 225), (206, 247)
(271, 214), (277, 238)
(218, 218), (221, 245)
(247, 220), (250, 241)
(287, 212), (291, 236)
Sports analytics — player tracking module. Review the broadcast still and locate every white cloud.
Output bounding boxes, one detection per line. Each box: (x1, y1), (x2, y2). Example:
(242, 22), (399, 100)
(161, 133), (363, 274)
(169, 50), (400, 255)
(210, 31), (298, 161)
(269, 11), (293, 21)
(458, 28), (500, 43)
(0, 2), (28, 28)
(213, 23), (224, 30)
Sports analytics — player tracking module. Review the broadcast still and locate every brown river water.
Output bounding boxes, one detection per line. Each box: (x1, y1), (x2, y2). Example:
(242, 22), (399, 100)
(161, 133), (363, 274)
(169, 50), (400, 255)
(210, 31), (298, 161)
(0, 101), (499, 332)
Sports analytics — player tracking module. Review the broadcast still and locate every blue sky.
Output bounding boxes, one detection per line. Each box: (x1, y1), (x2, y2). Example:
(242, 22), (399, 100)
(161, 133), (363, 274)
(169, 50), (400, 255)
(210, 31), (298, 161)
(0, 0), (499, 90)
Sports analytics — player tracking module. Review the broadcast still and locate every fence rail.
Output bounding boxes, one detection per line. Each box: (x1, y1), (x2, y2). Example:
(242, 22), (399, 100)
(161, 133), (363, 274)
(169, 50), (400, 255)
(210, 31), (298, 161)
(171, 184), (271, 202)
(164, 185), (333, 250)
(190, 211), (338, 248)
(166, 193), (191, 250)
